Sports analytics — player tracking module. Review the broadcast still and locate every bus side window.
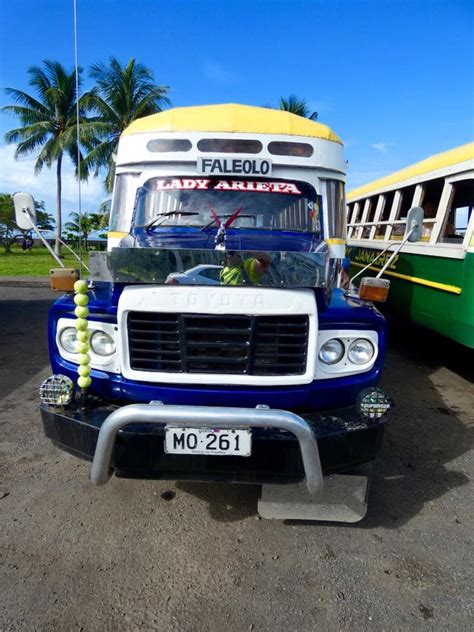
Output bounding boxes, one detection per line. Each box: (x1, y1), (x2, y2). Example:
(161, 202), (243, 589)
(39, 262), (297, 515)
(362, 196), (377, 238)
(420, 177), (444, 239)
(375, 191), (395, 238)
(439, 179), (474, 243)
(393, 185), (416, 237)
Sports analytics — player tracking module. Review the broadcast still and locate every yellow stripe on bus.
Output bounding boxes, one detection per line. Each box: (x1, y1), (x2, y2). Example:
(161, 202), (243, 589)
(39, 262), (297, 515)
(347, 142), (474, 201)
(350, 261), (462, 294)
(325, 238), (346, 245)
(108, 231), (128, 239)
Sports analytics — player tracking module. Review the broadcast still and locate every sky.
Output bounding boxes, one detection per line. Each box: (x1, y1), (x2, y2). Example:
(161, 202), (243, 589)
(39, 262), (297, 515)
(0, 0), (473, 224)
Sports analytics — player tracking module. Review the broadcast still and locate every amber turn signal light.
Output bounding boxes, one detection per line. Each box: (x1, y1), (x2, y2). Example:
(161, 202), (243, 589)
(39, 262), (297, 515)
(359, 277), (390, 302)
(49, 268), (80, 292)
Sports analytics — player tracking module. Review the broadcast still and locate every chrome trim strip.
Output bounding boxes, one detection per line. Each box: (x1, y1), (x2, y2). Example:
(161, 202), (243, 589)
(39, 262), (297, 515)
(90, 403), (323, 495)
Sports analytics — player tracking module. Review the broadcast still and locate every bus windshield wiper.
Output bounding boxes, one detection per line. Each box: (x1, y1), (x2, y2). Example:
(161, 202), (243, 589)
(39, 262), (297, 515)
(200, 207), (243, 231)
(145, 211), (199, 232)
(200, 207), (243, 249)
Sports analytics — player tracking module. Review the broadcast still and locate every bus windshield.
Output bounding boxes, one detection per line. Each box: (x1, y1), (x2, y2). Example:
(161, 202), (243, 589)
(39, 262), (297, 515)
(134, 176), (321, 233)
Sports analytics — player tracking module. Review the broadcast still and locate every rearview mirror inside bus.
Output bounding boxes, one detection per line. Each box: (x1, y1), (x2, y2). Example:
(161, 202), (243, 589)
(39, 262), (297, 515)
(13, 192), (37, 231)
(405, 206), (424, 242)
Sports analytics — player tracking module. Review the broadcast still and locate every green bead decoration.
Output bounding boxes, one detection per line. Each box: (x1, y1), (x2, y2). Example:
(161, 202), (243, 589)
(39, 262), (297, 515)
(75, 318), (88, 331)
(74, 279), (88, 293)
(77, 376), (92, 389)
(77, 341), (90, 354)
(74, 305), (89, 318)
(78, 353), (91, 366)
(74, 293), (89, 307)
(74, 279), (91, 392)
(77, 330), (90, 342)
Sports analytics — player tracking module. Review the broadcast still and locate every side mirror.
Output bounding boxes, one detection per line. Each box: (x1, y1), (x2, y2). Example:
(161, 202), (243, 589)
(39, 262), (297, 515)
(405, 207), (424, 242)
(13, 192), (37, 230)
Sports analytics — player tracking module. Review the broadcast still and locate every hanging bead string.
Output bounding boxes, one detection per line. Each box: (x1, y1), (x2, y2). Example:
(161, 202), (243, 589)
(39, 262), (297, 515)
(73, 279), (91, 390)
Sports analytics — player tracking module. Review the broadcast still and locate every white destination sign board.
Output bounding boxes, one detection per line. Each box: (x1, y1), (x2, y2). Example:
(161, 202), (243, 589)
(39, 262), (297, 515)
(198, 157), (272, 176)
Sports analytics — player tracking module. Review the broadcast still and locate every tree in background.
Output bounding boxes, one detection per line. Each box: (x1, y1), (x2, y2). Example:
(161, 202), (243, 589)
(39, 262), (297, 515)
(265, 95), (318, 120)
(64, 212), (104, 250)
(0, 194), (54, 253)
(82, 57), (170, 192)
(2, 61), (91, 255)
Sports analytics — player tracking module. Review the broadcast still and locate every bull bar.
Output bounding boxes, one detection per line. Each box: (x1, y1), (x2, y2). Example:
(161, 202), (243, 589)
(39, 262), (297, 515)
(90, 403), (324, 495)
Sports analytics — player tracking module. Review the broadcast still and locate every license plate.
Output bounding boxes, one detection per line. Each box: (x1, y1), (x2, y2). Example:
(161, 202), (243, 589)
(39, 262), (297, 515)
(164, 427), (252, 456)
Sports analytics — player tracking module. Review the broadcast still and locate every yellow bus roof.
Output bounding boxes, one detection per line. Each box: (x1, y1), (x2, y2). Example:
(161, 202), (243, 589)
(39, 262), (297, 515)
(121, 103), (342, 144)
(348, 142), (474, 201)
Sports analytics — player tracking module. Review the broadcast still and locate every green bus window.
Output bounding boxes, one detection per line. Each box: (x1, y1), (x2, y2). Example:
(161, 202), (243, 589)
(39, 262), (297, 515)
(375, 191), (395, 238)
(440, 179), (474, 242)
(420, 177), (444, 239)
(362, 196), (378, 238)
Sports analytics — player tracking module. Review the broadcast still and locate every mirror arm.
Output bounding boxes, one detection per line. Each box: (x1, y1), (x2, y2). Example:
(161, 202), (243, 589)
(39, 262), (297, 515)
(20, 209), (65, 268)
(375, 224), (417, 279)
(55, 236), (90, 273)
(349, 241), (397, 285)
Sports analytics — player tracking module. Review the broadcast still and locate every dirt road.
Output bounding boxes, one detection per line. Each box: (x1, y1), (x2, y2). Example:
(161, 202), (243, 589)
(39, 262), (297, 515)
(0, 286), (472, 631)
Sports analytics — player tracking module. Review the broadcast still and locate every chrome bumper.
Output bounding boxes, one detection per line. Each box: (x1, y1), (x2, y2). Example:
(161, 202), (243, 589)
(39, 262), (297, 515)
(90, 403), (323, 495)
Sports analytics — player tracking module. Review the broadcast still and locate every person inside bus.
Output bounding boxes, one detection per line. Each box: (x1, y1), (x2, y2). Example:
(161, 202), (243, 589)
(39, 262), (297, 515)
(220, 251), (271, 285)
(422, 200), (437, 238)
(443, 210), (457, 238)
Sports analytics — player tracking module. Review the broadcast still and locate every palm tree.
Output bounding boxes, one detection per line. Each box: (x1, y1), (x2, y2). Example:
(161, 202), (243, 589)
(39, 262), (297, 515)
(2, 60), (90, 255)
(65, 211), (103, 250)
(277, 95), (318, 120)
(82, 57), (170, 192)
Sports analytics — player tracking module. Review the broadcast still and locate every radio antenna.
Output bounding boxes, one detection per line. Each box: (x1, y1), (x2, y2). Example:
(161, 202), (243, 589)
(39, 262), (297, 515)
(73, 0), (83, 275)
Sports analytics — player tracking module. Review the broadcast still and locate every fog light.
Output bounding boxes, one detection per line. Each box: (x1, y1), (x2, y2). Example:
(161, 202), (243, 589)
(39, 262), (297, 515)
(357, 387), (391, 420)
(39, 374), (74, 407)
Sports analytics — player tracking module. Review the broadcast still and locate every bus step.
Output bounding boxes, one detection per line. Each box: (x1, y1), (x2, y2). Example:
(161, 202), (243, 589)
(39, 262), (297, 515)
(258, 473), (370, 523)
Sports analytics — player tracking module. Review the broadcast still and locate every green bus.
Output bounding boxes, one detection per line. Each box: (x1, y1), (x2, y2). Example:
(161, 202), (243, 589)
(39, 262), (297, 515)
(346, 143), (474, 348)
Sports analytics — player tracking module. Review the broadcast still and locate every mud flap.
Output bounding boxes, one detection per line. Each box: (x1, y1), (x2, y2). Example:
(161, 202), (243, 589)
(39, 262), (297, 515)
(258, 470), (371, 523)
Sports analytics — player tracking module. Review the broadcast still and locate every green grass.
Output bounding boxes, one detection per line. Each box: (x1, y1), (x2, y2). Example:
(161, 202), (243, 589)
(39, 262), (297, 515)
(0, 245), (90, 276)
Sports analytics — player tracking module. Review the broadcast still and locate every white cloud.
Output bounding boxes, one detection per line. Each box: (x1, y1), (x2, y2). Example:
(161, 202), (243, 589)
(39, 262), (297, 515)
(0, 144), (107, 220)
(371, 142), (394, 155)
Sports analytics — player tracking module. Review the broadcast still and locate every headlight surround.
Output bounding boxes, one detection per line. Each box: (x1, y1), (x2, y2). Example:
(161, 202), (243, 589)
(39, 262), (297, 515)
(90, 330), (116, 356)
(348, 338), (375, 365)
(59, 327), (79, 354)
(318, 338), (345, 365)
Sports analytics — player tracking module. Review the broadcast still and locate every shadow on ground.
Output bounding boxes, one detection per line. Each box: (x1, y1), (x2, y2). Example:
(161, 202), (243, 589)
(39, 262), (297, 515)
(179, 320), (473, 527)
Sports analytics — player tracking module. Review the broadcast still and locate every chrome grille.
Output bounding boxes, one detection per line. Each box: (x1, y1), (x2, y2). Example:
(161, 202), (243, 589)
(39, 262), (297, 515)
(127, 312), (309, 376)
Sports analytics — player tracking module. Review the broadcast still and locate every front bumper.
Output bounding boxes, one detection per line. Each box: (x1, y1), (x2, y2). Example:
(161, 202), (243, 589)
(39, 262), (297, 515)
(41, 399), (386, 491)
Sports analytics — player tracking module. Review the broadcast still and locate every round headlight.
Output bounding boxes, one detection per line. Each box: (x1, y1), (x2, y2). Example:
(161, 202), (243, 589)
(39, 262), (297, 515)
(318, 338), (344, 365)
(90, 330), (116, 356)
(348, 338), (375, 365)
(59, 327), (78, 354)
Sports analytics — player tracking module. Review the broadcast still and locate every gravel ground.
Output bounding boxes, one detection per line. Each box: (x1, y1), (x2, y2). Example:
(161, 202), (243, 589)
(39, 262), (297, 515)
(0, 286), (472, 631)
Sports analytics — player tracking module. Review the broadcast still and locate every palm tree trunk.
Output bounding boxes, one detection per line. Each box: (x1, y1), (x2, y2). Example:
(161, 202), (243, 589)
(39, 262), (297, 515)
(54, 154), (62, 256)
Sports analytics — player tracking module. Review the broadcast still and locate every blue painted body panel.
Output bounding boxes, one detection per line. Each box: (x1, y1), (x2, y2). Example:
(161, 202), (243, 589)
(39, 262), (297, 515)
(48, 286), (386, 413)
(133, 226), (320, 252)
